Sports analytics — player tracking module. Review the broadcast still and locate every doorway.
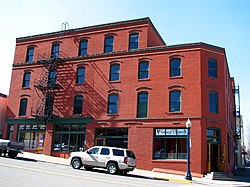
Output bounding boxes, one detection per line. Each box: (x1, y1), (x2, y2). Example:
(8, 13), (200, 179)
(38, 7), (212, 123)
(207, 128), (226, 172)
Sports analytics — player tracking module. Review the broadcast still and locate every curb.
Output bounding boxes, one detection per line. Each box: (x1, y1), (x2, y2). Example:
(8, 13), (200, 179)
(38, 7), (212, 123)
(153, 176), (192, 183)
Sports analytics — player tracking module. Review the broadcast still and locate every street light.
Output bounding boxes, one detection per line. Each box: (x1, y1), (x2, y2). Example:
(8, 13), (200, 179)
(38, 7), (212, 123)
(185, 118), (192, 180)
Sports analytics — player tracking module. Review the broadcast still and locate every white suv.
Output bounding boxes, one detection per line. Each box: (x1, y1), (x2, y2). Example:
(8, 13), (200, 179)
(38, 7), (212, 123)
(69, 146), (136, 174)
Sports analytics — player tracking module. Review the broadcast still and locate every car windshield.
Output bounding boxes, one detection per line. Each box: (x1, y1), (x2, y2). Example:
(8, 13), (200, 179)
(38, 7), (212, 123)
(126, 150), (136, 159)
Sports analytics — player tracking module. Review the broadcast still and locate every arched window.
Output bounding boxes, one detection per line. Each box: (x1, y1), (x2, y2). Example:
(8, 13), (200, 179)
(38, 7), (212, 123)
(78, 40), (88, 56)
(137, 91), (148, 118)
(209, 91), (218, 113)
(51, 44), (60, 58)
(208, 59), (218, 78)
(22, 72), (31, 88)
(129, 33), (139, 50)
(73, 95), (83, 115)
(26, 47), (34, 62)
(107, 94), (118, 114)
(109, 64), (120, 81)
(76, 67), (86, 84)
(104, 36), (114, 53)
(169, 90), (181, 112)
(138, 61), (149, 79)
(170, 58), (181, 77)
(19, 98), (28, 116)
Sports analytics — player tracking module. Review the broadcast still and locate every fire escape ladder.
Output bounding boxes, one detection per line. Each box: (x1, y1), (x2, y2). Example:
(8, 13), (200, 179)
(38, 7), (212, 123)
(234, 84), (241, 139)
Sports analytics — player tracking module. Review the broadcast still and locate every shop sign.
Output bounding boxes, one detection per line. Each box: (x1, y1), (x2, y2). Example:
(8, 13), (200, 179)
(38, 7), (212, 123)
(155, 128), (187, 136)
(177, 129), (187, 135)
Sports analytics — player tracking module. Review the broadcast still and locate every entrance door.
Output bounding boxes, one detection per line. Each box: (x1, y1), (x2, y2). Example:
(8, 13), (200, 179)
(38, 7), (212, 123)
(207, 143), (226, 172)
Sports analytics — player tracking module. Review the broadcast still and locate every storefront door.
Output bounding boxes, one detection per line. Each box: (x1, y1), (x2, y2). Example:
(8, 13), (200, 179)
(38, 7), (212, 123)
(207, 143), (226, 172)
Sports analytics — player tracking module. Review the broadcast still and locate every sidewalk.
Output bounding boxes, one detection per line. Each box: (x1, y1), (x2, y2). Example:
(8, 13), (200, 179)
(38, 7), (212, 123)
(17, 152), (250, 186)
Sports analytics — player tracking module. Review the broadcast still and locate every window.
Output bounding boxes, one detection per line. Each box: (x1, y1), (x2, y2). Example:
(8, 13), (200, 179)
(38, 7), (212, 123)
(109, 64), (120, 81)
(48, 70), (57, 86)
(129, 33), (139, 50)
(208, 59), (217, 78)
(76, 67), (85, 84)
(26, 47), (34, 62)
(153, 128), (187, 160)
(78, 40), (88, 56)
(19, 98), (28, 116)
(22, 72), (31, 88)
(88, 147), (99, 154)
(100, 148), (110, 155)
(170, 58), (181, 77)
(51, 44), (60, 58)
(169, 90), (181, 112)
(113, 149), (124, 156)
(104, 36), (114, 53)
(95, 128), (128, 148)
(73, 95), (83, 115)
(107, 94), (118, 114)
(209, 91), (218, 113)
(44, 96), (54, 117)
(53, 124), (86, 152)
(137, 92), (148, 118)
(138, 61), (149, 79)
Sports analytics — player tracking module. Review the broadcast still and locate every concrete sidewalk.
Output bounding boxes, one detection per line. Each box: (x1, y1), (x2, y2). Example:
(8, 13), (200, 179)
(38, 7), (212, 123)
(17, 152), (250, 186)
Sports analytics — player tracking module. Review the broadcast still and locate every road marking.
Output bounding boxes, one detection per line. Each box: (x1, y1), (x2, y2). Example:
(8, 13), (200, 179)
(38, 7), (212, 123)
(0, 162), (151, 187)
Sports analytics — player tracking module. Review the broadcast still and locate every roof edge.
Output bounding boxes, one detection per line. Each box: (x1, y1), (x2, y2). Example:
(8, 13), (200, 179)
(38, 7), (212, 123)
(16, 17), (151, 42)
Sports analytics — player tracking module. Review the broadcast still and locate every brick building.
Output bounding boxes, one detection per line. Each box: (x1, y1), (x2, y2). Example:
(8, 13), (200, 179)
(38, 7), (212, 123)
(0, 93), (7, 138)
(4, 17), (237, 176)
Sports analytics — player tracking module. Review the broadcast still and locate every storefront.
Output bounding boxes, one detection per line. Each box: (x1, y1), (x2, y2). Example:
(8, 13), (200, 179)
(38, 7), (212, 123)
(153, 128), (187, 160)
(18, 124), (45, 151)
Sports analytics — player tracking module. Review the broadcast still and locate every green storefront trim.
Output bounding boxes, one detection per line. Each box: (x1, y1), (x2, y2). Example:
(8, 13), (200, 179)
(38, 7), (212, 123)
(6, 116), (92, 125)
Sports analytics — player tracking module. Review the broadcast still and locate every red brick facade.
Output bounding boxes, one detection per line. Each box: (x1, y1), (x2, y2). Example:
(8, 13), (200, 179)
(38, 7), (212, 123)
(4, 17), (236, 176)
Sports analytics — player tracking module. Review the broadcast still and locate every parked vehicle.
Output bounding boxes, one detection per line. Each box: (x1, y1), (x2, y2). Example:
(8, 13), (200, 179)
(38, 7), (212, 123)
(69, 146), (136, 174)
(0, 139), (25, 158)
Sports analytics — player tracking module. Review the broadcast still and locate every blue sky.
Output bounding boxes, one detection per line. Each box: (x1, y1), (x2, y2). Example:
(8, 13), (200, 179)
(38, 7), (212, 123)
(0, 0), (249, 146)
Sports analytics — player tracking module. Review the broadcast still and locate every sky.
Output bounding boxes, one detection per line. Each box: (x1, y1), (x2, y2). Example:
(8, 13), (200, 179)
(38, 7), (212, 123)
(0, 0), (249, 147)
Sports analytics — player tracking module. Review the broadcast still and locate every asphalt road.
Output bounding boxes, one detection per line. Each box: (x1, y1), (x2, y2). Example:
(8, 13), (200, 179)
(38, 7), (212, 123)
(0, 156), (200, 187)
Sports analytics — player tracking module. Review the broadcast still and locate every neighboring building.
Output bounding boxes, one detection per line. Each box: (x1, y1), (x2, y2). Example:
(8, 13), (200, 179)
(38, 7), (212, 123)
(4, 17), (237, 176)
(0, 93), (7, 138)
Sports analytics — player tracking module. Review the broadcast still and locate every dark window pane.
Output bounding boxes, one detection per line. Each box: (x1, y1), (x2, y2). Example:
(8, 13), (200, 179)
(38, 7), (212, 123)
(76, 67), (85, 84)
(209, 91), (218, 113)
(19, 98), (28, 116)
(48, 70), (57, 86)
(79, 40), (88, 56)
(73, 95), (83, 114)
(109, 64), (120, 81)
(138, 61), (149, 79)
(129, 33), (139, 50)
(137, 92), (148, 118)
(51, 44), (60, 58)
(44, 96), (54, 117)
(108, 94), (118, 114)
(104, 36), (114, 53)
(22, 72), (31, 88)
(170, 58), (181, 77)
(26, 47), (34, 62)
(169, 90), (181, 112)
(100, 148), (110, 155)
(112, 149), (124, 156)
(208, 59), (217, 78)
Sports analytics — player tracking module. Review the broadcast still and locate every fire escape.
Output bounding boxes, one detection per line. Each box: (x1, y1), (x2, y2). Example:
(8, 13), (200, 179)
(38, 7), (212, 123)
(31, 22), (69, 124)
(32, 53), (64, 123)
(234, 84), (241, 139)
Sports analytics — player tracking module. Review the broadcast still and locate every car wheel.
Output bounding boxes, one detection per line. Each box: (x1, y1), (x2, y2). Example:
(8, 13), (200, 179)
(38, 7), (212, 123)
(84, 166), (93, 171)
(8, 151), (18, 158)
(71, 157), (82, 169)
(107, 162), (118, 174)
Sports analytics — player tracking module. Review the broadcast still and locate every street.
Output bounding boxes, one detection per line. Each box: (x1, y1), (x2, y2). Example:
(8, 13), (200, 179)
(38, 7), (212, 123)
(0, 156), (200, 187)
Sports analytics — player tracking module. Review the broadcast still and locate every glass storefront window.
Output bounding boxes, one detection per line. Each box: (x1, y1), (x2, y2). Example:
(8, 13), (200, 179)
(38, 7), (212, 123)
(53, 124), (86, 152)
(153, 128), (187, 160)
(18, 124), (45, 150)
(95, 128), (128, 148)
